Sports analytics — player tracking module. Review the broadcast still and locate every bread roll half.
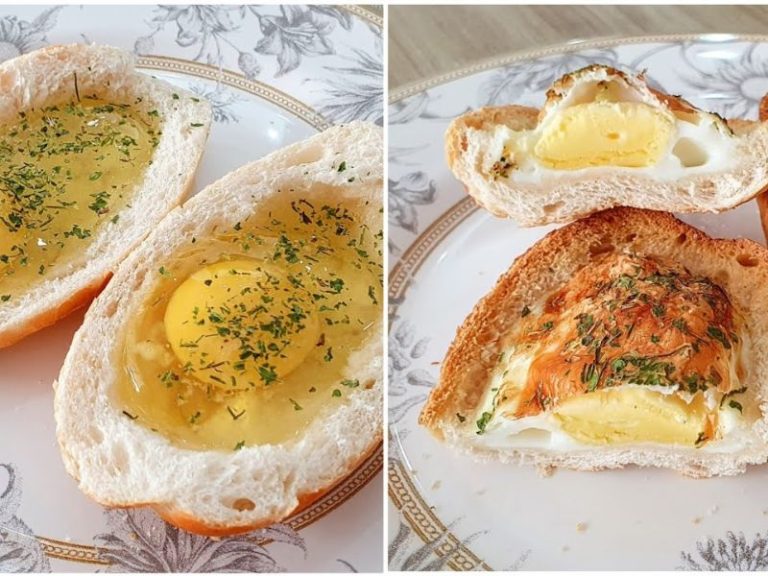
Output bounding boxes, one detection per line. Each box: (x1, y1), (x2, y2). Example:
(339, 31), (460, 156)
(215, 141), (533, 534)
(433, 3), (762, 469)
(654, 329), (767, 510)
(54, 123), (383, 535)
(421, 208), (768, 478)
(0, 44), (212, 347)
(447, 65), (768, 227)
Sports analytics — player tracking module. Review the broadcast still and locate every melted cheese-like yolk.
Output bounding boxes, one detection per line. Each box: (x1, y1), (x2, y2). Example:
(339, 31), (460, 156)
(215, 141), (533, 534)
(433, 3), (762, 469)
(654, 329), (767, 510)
(484, 252), (747, 447)
(534, 102), (675, 169)
(164, 259), (319, 390)
(554, 387), (715, 446)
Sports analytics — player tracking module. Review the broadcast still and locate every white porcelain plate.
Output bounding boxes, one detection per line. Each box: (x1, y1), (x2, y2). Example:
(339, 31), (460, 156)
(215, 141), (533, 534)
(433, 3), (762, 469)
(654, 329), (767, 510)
(0, 4), (383, 573)
(389, 35), (768, 571)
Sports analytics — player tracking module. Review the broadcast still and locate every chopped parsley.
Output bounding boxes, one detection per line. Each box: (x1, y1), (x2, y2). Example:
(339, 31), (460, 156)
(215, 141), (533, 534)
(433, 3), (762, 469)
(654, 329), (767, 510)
(258, 365), (278, 385)
(707, 325), (731, 349)
(226, 406), (246, 420)
(289, 398), (303, 411)
(490, 155), (514, 180)
(476, 411), (493, 435)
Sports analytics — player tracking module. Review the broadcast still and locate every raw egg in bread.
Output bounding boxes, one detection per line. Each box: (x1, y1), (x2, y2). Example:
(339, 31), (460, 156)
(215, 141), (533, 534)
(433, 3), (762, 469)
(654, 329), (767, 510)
(118, 190), (382, 450)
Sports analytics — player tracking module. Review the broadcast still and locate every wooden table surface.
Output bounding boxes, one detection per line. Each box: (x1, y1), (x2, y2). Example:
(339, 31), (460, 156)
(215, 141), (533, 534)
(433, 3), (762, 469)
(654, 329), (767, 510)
(389, 5), (768, 90)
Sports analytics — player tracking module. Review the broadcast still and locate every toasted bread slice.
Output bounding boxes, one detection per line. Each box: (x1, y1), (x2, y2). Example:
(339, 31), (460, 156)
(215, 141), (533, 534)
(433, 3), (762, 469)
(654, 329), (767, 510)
(446, 65), (768, 226)
(54, 122), (383, 535)
(0, 44), (212, 347)
(754, 94), (768, 244)
(421, 208), (768, 478)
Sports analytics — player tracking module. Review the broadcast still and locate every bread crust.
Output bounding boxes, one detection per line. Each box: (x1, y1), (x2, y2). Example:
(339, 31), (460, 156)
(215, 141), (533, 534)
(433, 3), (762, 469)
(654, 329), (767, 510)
(0, 275), (109, 349)
(420, 207), (768, 477)
(446, 66), (768, 226)
(54, 122), (383, 533)
(154, 440), (381, 537)
(756, 94), (768, 244)
(0, 44), (212, 347)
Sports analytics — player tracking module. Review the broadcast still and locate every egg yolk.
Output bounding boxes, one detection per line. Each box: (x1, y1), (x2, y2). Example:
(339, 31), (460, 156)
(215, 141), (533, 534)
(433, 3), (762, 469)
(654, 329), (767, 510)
(554, 387), (715, 446)
(534, 101), (675, 169)
(164, 259), (319, 390)
(490, 252), (746, 447)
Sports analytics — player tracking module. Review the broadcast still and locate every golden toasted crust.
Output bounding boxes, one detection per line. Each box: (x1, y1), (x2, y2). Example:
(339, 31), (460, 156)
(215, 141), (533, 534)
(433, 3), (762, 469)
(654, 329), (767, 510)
(420, 208), (768, 435)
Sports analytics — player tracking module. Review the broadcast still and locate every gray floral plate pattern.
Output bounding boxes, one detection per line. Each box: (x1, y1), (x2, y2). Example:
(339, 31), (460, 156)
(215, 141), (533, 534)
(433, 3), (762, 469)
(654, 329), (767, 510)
(0, 4), (382, 573)
(389, 35), (768, 570)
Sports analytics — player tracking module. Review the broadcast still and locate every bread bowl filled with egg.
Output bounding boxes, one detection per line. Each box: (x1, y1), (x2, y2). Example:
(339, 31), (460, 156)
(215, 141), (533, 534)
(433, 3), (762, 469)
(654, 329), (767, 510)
(446, 64), (768, 226)
(0, 44), (211, 347)
(54, 122), (383, 535)
(421, 208), (768, 477)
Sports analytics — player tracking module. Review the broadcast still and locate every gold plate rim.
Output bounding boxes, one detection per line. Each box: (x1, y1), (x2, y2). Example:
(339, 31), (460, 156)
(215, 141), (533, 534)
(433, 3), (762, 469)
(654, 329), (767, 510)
(388, 198), (481, 570)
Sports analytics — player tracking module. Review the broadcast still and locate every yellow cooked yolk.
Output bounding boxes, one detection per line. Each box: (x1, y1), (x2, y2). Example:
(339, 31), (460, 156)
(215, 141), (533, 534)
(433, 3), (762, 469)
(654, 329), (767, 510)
(0, 99), (160, 301)
(534, 102), (675, 169)
(488, 252), (746, 447)
(553, 387), (714, 446)
(164, 260), (319, 390)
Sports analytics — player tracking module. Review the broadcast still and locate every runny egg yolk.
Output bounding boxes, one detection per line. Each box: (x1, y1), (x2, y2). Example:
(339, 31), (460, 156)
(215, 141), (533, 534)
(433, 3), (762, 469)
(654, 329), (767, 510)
(534, 102), (675, 169)
(163, 259), (319, 390)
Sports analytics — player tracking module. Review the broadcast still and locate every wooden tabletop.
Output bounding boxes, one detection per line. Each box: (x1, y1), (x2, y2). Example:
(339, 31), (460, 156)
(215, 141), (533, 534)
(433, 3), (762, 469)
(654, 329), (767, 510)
(389, 5), (768, 90)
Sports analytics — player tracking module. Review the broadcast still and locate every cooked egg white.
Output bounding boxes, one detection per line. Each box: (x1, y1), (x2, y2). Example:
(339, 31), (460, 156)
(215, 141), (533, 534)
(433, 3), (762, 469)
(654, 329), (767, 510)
(467, 252), (759, 453)
(483, 68), (737, 183)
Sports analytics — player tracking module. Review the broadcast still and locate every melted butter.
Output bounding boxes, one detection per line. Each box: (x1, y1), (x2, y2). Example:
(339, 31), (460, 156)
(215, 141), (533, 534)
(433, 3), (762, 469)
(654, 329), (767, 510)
(0, 98), (160, 299)
(117, 189), (382, 450)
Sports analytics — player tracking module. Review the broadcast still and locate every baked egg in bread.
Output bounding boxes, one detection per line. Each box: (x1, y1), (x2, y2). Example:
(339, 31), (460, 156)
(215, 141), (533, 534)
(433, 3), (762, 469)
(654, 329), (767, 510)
(446, 65), (768, 226)
(54, 123), (383, 534)
(0, 44), (211, 347)
(420, 208), (768, 477)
